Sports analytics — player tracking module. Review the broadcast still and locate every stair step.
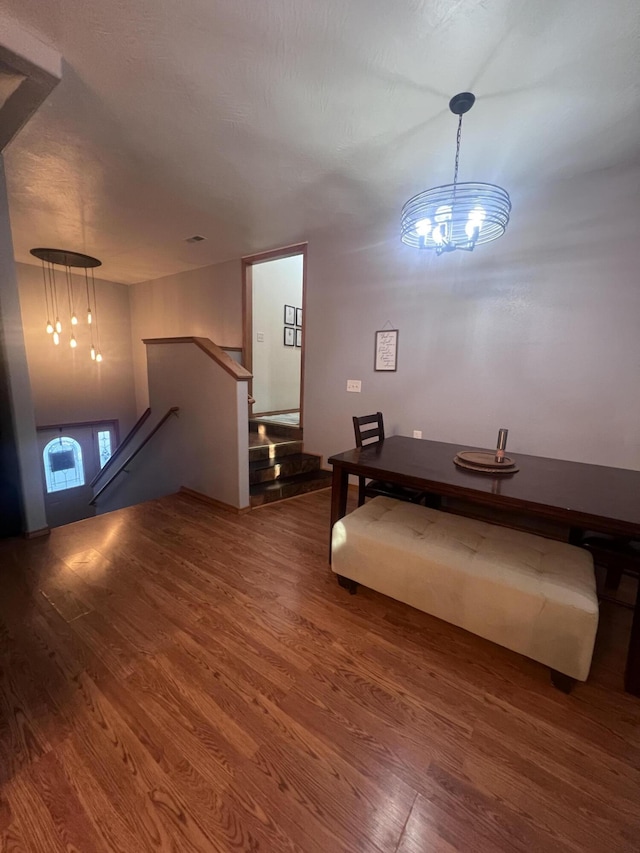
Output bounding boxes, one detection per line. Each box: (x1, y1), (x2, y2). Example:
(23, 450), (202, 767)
(249, 439), (303, 463)
(249, 420), (302, 441)
(249, 453), (321, 485)
(250, 470), (333, 507)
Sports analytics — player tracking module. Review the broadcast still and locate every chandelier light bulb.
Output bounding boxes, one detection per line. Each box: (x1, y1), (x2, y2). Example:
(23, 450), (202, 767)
(53, 331), (60, 345)
(435, 204), (452, 223)
(55, 318), (62, 334)
(465, 204), (486, 240)
(415, 218), (431, 238)
(70, 335), (77, 348)
(87, 308), (92, 324)
(71, 313), (78, 325)
(46, 321), (54, 334)
(96, 351), (103, 363)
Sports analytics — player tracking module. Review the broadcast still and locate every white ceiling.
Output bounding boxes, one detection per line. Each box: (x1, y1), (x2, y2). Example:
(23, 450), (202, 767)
(2, 0), (639, 284)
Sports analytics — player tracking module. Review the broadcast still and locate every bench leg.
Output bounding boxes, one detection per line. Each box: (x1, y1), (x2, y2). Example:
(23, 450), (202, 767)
(337, 575), (358, 595)
(550, 670), (575, 694)
(604, 566), (623, 591)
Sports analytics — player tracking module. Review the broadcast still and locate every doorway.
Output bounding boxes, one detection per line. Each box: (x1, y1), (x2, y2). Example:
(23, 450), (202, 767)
(243, 244), (306, 429)
(37, 421), (117, 528)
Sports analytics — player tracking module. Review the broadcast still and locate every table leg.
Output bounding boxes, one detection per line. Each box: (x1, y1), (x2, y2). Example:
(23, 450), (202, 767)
(624, 575), (640, 696)
(329, 465), (349, 563)
(568, 526), (584, 546)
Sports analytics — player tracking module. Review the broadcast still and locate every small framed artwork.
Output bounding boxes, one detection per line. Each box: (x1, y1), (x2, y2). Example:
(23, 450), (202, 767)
(295, 328), (302, 348)
(284, 326), (295, 347)
(284, 305), (295, 325)
(296, 307), (303, 327)
(374, 329), (398, 372)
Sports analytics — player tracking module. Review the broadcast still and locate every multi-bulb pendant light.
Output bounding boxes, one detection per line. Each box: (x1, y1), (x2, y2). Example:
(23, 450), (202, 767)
(401, 92), (511, 254)
(31, 248), (104, 363)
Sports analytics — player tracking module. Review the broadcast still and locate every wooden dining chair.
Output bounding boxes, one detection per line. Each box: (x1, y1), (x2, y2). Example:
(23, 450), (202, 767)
(580, 533), (640, 595)
(352, 412), (427, 507)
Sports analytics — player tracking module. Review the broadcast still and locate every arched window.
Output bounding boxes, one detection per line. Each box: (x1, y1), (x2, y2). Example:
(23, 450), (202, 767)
(43, 437), (85, 493)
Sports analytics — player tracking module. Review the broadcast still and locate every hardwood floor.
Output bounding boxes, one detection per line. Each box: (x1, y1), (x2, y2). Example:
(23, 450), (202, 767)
(0, 490), (639, 852)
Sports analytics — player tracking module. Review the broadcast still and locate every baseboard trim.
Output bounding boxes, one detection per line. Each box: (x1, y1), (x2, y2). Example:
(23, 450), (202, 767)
(179, 486), (251, 514)
(24, 526), (51, 539)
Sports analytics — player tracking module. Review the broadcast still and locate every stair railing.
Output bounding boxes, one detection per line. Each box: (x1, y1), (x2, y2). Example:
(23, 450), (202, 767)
(90, 407), (179, 506)
(89, 407), (151, 487)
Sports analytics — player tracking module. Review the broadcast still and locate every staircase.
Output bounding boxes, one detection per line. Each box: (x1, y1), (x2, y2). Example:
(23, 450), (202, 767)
(249, 419), (332, 507)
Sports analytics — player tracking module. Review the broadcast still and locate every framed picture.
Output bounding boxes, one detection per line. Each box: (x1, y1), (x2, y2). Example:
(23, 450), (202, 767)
(296, 307), (303, 327)
(284, 305), (295, 325)
(284, 326), (295, 347)
(374, 329), (398, 371)
(295, 328), (302, 348)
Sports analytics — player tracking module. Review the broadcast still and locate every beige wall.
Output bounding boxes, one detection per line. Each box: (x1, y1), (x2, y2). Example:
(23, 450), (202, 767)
(252, 254), (303, 413)
(96, 341), (250, 513)
(129, 259), (243, 412)
(17, 261), (137, 434)
(303, 164), (640, 472)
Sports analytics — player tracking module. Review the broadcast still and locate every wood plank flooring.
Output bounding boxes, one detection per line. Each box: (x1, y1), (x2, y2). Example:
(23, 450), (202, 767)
(0, 490), (639, 852)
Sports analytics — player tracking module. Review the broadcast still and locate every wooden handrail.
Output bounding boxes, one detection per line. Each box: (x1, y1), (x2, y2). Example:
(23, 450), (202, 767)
(142, 336), (252, 381)
(89, 408), (151, 487)
(90, 407), (179, 505)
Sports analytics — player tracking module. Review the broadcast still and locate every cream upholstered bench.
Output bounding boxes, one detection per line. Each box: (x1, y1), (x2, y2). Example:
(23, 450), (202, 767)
(332, 497), (599, 690)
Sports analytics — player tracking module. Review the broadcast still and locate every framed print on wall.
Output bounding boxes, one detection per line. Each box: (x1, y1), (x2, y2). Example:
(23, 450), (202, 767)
(374, 329), (398, 371)
(296, 307), (303, 327)
(295, 328), (302, 347)
(284, 305), (295, 325)
(284, 326), (295, 346)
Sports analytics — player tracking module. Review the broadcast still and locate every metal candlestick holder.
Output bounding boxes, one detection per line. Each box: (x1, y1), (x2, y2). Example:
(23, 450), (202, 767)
(495, 428), (508, 463)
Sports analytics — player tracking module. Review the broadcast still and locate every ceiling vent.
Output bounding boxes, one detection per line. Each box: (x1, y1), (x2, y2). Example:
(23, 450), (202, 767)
(185, 234), (206, 243)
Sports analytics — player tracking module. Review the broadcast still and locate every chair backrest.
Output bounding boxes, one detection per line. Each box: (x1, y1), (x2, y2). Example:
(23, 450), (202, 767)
(353, 412), (385, 448)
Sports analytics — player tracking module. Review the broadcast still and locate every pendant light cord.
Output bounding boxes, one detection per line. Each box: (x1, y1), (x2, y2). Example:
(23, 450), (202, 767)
(41, 260), (50, 320)
(453, 114), (463, 188)
(91, 268), (100, 346)
(48, 262), (59, 319)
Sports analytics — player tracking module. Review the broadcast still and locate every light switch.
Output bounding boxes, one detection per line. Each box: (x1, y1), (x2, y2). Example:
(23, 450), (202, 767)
(256, 332), (264, 342)
(347, 380), (361, 392)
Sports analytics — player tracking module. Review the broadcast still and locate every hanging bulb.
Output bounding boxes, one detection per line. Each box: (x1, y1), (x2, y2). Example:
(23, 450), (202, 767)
(53, 331), (60, 345)
(70, 335), (77, 349)
(90, 346), (96, 361)
(55, 318), (62, 334)
(87, 308), (92, 324)
(71, 313), (78, 326)
(465, 205), (486, 241)
(415, 218), (432, 238)
(46, 321), (54, 334)
(96, 352), (103, 363)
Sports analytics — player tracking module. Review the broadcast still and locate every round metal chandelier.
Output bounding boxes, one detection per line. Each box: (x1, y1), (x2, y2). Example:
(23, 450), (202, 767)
(401, 92), (511, 254)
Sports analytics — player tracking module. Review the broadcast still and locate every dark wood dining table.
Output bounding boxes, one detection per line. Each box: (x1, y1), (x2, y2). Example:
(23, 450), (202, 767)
(328, 436), (640, 696)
